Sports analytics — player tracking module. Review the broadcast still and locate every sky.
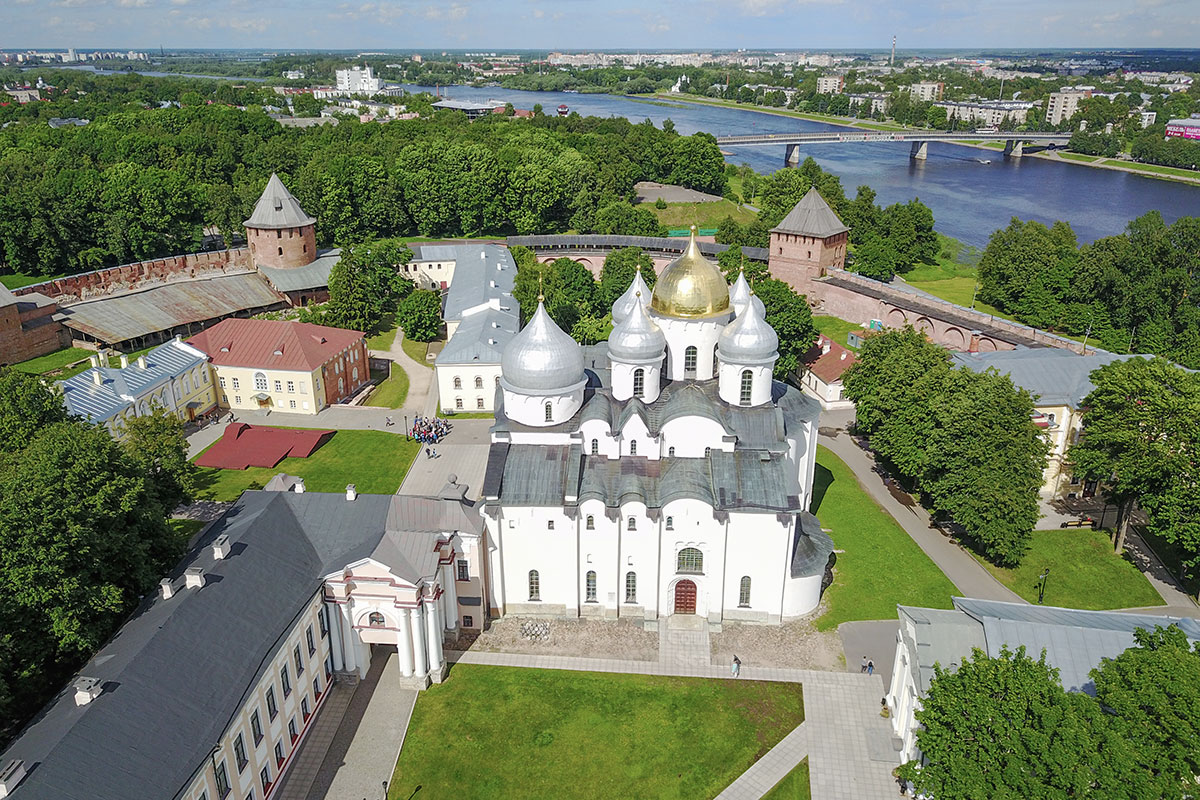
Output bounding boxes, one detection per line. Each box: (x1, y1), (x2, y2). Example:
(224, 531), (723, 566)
(5, 0), (1199, 51)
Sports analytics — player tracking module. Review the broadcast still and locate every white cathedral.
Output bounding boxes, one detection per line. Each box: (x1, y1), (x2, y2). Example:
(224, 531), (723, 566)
(481, 229), (832, 626)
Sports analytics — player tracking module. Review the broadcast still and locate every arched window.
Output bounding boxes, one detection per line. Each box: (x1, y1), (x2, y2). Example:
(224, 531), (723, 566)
(684, 345), (698, 376)
(665, 516), (674, 530)
(453, 376), (462, 390)
(547, 520), (555, 530)
(495, 375), (501, 385)
(352, 366), (359, 381)
(677, 547), (703, 574)
(627, 517), (637, 531)
(544, 403), (553, 422)
(668, 446), (675, 457)
(740, 369), (753, 406)
(367, 612), (385, 627)
(629, 440), (637, 456)
(475, 376), (483, 389)
(705, 447), (711, 457)
(528, 570), (540, 601)
(585, 571), (597, 602)
(586, 515), (595, 530)
(633, 368), (645, 399)
(254, 372), (268, 391)
(183, 375), (190, 393)
(713, 351), (719, 374)
(625, 572), (637, 603)
(277, 247), (283, 256)
(591, 438), (599, 455)
(739, 576), (752, 607)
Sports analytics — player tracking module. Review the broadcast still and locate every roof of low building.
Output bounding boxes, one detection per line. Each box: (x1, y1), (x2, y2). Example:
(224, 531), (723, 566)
(187, 318), (364, 372)
(59, 339), (209, 423)
(801, 336), (857, 385)
(419, 244), (518, 322)
(771, 187), (849, 238)
(949, 348), (1146, 408)
(256, 249), (341, 292)
(0, 489), (481, 800)
(244, 173), (316, 230)
(435, 306), (519, 366)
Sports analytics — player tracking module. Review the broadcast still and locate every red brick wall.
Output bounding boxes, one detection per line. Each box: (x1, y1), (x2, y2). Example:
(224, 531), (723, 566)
(247, 225), (317, 269)
(767, 230), (848, 294)
(0, 303), (70, 365)
(320, 339), (368, 407)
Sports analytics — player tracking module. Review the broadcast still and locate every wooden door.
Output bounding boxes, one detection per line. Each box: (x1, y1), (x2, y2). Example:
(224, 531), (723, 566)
(674, 580), (697, 614)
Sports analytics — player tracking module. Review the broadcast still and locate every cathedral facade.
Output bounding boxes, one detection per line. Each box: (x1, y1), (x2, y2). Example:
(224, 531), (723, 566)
(481, 229), (832, 627)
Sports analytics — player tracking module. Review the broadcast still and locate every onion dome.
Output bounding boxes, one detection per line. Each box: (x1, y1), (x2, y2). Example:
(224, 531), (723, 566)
(718, 291), (778, 364)
(650, 226), (730, 319)
(501, 300), (585, 392)
(729, 269), (765, 317)
(608, 291), (666, 363)
(611, 266), (653, 325)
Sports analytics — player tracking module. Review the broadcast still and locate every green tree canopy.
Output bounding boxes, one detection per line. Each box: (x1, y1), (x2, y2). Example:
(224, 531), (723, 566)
(716, 245), (770, 285)
(395, 289), (443, 343)
(0, 368), (69, 452)
(120, 407), (196, 513)
(324, 239), (414, 333)
(753, 278), (817, 379)
(598, 247), (658, 308)
(590, 201), (667, 237)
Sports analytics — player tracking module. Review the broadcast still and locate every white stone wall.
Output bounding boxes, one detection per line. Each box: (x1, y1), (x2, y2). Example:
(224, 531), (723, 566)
(717, 360), (773, 407)
(610, 356), (664, 403)
(402, 257), (457, 291)
(436, 363), (502, 413)
(501, 383), (585, 427)
(654, 313), (729, 381)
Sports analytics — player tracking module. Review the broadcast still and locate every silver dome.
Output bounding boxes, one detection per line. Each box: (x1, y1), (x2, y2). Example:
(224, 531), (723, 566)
(718, 292), (778, 365)
(608, 291), (666, 363)
(611, 268), (653, 325)
(501, 301), (586, 392)
(729, 271), (766, 317)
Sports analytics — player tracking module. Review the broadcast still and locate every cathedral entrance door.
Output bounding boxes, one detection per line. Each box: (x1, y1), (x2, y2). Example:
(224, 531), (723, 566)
(674, 580), (697, 614)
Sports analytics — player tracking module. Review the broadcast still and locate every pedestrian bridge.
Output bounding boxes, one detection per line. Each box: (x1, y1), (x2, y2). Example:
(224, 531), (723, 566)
(715, 130), (1072, 161)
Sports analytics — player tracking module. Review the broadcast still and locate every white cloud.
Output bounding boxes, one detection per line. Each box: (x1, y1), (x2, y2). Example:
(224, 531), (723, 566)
(227, 16), (269, 33)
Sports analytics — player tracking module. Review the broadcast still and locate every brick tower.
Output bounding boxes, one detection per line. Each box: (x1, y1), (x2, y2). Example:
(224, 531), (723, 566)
(766, 187), (849, 296)
(244, 173), (317, 269)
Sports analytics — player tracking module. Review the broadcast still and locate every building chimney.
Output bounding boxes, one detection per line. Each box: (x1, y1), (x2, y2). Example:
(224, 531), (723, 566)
(89, 355), (100, 368)
(119, 354), (129, 369)
(293, 477), (306, 493)
(821, 337), (831, 356)
(136, 356), (147, 369)
(184, 566), (205, 589)
(840, 352), (847, 360)
(345, 484), (357, 502)
(159, 578), (175, 600)
(98, 350), (110, 368)
(174, 334), (183, 343)
(0, 759), (27, 797)
(211, 534), (230, 560)
(73, 677), (102, 706)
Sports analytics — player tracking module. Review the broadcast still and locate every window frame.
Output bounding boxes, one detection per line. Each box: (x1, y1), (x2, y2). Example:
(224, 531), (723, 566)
(740, 369), (753, 406)
(585, 570), (597, 602)
(456, 559), (469, 581)
(739, 575), (752, 607)
(266, 688), (278, 720)
(234, 733), (248, 772)
(528, 570), (540, 601)
(625, 571), (637, 604)
(250, 710), (264, 746)
(215, 760), (231, 799)
(677, 547), (704, 574)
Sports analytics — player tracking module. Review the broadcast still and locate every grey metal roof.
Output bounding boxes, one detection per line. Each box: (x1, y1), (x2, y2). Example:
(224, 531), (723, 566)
(59, 339), (210, 423)
(500, 301), (585, 392)
(435, 244), (518, 322)
(770, 187), (849, 238)
(435, 306), (519, 366)
(0, 489), (480, 800)
(244, 173), (316, 230)
(58, 273), (285, 345)
(506, 235), (769, 264)
(898, 605), (987, 694)
(950, 349), (1147, 408)
(410, 244), (462, 262)
(257, 249), (341, 292)
(792, 513), (835, 578)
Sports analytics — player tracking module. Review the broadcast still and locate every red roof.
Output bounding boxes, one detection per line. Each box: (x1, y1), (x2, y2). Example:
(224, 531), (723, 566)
(801, 336), (857, 384)
(188, 318), (364, 371)
(194, 424), (334, 469)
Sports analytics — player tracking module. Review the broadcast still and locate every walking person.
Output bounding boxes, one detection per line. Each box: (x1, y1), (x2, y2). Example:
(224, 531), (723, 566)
(861, 655), (868, 673)
(731, 655), (741, 678)
(385, 416), (393, 427)
(425, 447), (432, 459)
(867, 660), (875, 676)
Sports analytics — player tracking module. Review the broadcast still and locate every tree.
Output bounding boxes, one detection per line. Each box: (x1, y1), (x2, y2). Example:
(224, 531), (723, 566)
(324, 239), (414, 333)
(590, 201), (666, 237)
(120, 408), (196, 513)
(1091, 625), (1200, 798)
(570, 314), (612, 345)
(0, 368), (69, 452)
(852, 233), (900, 281)
(395, 289), (442, 343)
(1068, 357), (1200, 554)
(900, 646), (1143, 800)
(668, 134), (727, 195)
(716, 245), (769, 284)
(598, 247), (657, 308)
(753, 278), (817, 379)
(544, 257), (599, 332)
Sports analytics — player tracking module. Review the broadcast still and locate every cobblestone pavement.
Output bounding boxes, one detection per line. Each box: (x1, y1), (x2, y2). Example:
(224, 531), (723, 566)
(457, 615), (659, 661)
(660, 614), (712, 667)
(398, 442), (491, 499)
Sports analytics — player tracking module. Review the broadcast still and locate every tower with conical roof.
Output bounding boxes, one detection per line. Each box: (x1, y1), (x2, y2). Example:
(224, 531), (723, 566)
(244, 173), (318, 270)
(767, 187), (849, 293)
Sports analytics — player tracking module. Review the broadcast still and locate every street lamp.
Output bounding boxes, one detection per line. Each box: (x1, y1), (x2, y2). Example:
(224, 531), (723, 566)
(404, 414), (409, 441)
(1037, 567), (1051, 604)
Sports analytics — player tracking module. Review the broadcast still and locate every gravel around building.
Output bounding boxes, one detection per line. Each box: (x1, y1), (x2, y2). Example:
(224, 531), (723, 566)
(450, 616), (660, 661)
(711, 614), (845, 671)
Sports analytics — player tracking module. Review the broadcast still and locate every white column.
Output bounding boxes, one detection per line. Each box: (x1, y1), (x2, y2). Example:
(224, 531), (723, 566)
(396, 608), (414, 678)
(425, 601), (443, 672)
(327, 603), (344, 672)
(410, 606), (428, 677)
(339, 606), (357, 674)
(441, 564), (459, 630)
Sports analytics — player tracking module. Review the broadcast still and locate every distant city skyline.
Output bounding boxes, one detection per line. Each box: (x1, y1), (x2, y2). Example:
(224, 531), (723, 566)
(5, 0), (1199, 51)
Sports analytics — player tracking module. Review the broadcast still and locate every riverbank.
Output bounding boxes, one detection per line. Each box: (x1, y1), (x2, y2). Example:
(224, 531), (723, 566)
(649, 92), (1200, 187)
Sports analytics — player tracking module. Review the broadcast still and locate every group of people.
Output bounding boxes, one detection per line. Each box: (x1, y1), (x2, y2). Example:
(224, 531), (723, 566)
(411, 415), (451, 444)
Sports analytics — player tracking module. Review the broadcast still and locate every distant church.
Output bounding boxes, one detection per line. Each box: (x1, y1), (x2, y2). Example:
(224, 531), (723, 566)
(481, 228), (832, 626)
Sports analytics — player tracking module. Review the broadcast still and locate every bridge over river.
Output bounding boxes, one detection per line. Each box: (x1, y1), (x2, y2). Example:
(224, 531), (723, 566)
(715, 130), (1073, 162)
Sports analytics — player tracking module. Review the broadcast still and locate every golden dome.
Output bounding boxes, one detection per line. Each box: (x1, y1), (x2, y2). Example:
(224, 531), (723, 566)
(650, 226), (731, 319)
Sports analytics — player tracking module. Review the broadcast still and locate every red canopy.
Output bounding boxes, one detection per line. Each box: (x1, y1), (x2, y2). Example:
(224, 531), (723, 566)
(194, 423), (334, 470)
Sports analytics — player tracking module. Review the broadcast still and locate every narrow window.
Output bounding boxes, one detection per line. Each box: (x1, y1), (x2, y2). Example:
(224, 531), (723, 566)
(630, 440), (637, 455)
(277, 229), (282, 239)
(293, 645), (303, 676)
(740, 369), (753, 406)
(234, 734), (248, 772)
(266, 688), (278, 720)
(319, 606), (329, 637)
(544, 402), (553, 422)
(668, 446), (675, 457)
(585, 571), (597, 602)
(586, 515), (595, 530)
(274, 380), (282, 392)
(232, 377), (240, 390)
(313, 676), (321, 698)
(591, 438), (599, 455)
(306, 625), (315, 655)
(633, 367), (645, 398)
(274, 741), (284, 767)
(463, 614), (474, 627)
(677, 547), (703, 573)
(477, 397), (485, 409)
(215, 761), (231, 798)
(260, 765), (271, 794)
(302, 696), (311, 721)
(453, 376), (462, 389)
(287, 380), (295, 393)
(547, 520), (555, 530)
(455, 397), (463, 409)
(684, 345), (697, 376)
(288, 718), (298, 743)
(277, 247), (283, 256)
(528, 570), (540, 601)
(251, 710), (263, 745)
(475, 376), (483, 389)
(739, 576), (752, 607)
(705, 447), (711, 457)
(625, 572), (637, 603)
(281, 665), (291, 697)
(457, 559), (470, 581)
(666, 515), (674, 530)
(627, 516), (637, 531)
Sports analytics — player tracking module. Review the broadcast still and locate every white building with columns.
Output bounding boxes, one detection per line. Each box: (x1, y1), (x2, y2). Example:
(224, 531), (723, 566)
(481, 229), (832, 628)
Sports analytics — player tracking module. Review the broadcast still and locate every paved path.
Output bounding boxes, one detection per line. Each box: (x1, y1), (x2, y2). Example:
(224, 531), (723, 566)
(398, 442), (491, 498)
(715, 722), (809, 800)
(659, 615), (712, 668)
(839, 620), (900, 679)
(368, 327), (435, 418)
(272, 682), (355, 800)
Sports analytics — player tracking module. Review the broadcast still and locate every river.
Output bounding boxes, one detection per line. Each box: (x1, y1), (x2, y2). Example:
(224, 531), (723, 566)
(411, 84), (1200, 247)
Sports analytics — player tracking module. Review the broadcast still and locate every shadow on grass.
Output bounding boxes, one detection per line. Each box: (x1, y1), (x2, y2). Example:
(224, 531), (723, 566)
(809, 463), (833, 515)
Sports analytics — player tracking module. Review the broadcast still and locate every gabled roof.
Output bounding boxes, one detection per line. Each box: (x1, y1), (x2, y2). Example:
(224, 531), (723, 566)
(187, 318), (364, 372)
(801, 336), (857, 385)
(244, 173), (316, 230)
(59, 339), (209, 423)
(770, 187), (848, 238)
(949, 349), (1148, 408)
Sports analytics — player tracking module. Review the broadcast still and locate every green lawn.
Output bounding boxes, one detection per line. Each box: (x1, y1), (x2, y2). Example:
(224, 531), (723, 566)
(9, 346), (94, 379)
(812, 315), (864, 350)
(366, 362), (409, 408)
(642, 198), (757, 229)
(401, 335), (432, 368)
(811, 445), (957, 630)
(365, 316), (398, 350)
(192, 429), (418, 501)
(1058, 152), (1101, 163)
(0, 272), (63, 289)
(1117, 161), (1200, 180)
(390, 665), (806, 800)
(762, 759), (811, 800)
(971, 529), (1163, 610)
(437, 410), (494, 419)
